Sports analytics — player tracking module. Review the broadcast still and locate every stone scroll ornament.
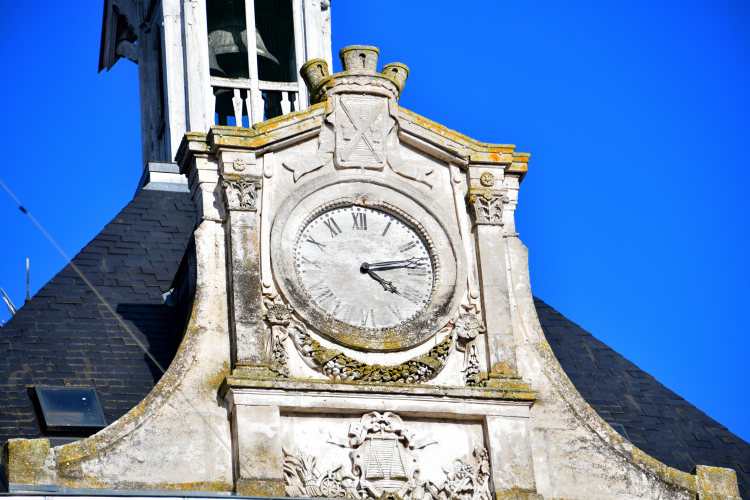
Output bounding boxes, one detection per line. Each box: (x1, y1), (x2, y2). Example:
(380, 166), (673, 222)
(282, 95), (434, 188)
(263, 295), (293, 377)
(262, 293), (486, 386)
(453, 314), (486, 387)
(283, 411), (492, 500)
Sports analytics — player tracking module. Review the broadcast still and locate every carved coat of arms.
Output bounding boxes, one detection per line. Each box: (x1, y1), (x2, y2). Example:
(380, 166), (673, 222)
(333, 95), (389, 170)
(283, 411), (492, 500)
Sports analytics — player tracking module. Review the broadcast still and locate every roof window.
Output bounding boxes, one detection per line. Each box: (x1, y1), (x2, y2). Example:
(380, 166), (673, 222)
(34, 386), (108, 432)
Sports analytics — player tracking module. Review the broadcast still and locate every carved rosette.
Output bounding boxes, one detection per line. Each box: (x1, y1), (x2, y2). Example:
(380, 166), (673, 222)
(453, 314), (487, 386)
(221, 173), (261, 211)
(467, 187), (508, 226)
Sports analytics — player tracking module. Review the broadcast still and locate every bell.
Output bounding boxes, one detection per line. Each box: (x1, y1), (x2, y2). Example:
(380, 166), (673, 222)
(255, 29), (279, 65)
(208, 41), (225, 76)
(207, 0), (279, 80)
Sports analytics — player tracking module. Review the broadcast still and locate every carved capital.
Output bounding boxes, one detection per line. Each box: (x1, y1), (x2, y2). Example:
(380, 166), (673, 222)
(467, 187), (508, 225)
(221, 174), (261, 211)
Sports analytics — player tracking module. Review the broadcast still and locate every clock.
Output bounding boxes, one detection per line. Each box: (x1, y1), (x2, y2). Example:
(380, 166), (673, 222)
(295, 205), (434, 329)
(270, 175), (466, 352)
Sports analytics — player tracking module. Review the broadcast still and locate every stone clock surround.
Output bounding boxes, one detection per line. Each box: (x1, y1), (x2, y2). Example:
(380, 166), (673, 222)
(2, 46), (740, 500)
(270, 171), (466, 352)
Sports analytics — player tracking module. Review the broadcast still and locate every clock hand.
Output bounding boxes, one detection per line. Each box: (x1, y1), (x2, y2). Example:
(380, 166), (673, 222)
(366, 257), (428, 269)
(361, 264), (400, 294)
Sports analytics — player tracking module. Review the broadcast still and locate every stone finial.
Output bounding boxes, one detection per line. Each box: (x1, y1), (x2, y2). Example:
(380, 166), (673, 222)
(299, 45), (410, 104)
(381, 62), (409, 93)
(339, 45), (379, 72)
(299, 58), (330, 97)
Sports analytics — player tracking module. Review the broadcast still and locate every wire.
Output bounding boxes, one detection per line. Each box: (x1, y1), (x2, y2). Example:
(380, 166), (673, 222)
(0, 177), (233, 455)
(0, 178), (166, 374)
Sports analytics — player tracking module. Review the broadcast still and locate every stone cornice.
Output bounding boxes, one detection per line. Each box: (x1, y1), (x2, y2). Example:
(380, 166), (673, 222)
(220, 376), (537, 403)
(176, 103), (531, 182)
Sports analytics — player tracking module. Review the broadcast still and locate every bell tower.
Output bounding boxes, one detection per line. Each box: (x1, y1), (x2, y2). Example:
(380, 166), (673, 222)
(99, 0), (332, 172)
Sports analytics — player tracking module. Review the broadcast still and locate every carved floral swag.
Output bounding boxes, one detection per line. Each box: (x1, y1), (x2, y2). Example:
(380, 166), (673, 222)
(262, 294), (487, 386)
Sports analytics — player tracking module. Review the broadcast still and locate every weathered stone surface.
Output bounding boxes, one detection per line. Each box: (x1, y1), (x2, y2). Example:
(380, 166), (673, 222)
(232, 406), (284, 496)
(4, 43), (740, 500)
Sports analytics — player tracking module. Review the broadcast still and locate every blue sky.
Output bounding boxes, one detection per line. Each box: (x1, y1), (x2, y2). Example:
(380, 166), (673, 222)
(1, 1), (748, 442)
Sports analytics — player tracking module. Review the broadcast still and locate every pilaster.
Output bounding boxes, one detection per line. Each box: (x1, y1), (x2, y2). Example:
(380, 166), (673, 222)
(467, 170), (520, 382)
(219, 152), (274, 378)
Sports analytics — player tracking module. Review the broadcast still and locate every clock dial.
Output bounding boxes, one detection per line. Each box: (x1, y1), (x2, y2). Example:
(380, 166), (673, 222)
(295, 206), (434, 329)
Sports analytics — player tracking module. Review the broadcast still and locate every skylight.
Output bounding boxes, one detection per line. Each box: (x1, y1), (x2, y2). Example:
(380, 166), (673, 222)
(35, 386), (108, 432)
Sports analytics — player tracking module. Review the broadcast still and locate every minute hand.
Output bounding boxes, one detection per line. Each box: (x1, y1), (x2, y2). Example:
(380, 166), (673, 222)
(368, 257), (428, 269)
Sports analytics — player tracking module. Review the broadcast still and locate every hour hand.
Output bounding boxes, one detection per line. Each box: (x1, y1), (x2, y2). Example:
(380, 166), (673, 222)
(364, 268), (400, 295)
(367, 257), (428, 269)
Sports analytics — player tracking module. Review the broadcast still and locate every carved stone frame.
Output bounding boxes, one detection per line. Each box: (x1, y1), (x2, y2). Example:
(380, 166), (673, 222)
(270, 171), (466, 352)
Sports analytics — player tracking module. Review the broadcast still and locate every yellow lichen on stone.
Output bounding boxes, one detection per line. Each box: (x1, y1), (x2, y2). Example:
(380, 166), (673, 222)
(2, 438), (52, 485)
(235, 477), (285, 497)
(692, 465), (741, 499)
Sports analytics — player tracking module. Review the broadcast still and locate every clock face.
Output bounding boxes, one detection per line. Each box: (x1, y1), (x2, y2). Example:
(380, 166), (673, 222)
(295, 206), (434, 329)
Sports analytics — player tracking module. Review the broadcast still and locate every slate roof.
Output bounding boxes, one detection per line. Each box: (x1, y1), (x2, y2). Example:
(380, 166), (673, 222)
(0, 189), (196, 453)
(536, 297), (750, 499)
(1, 186), (747, 499)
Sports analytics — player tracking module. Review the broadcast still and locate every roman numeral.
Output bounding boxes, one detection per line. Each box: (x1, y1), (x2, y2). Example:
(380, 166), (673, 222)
(351, 212), (367, 230)
(339, 305), (356, 323)
(306, 235), (326, 251)
(381, 221), (392, 237)
(309, 282), (335, 304)
(399, 241), (417, 253)
(323, 218), (341, 237)
(301, 256), (321, 268)
(360, 308), (374, 328)
(402, 286), (422, 304)
(330, 300), (342, 317)
(389, 304), (401, 321)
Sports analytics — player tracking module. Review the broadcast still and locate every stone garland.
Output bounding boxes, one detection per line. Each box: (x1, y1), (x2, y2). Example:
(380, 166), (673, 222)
(289, 322), (453, 384)
(263, 294), (488, 386)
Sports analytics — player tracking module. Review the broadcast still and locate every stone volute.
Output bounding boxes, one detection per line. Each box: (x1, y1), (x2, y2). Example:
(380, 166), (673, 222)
(299, 44), (410, 104)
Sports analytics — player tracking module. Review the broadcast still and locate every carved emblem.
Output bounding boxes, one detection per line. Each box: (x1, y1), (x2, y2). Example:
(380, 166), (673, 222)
(282, 93), (434, 189)
(283, 411), (492, 500)
(233, 157), (247, 171)
(334, 95), (388, 170)
(467, 188), (508, 226)
(479, 172), (494, 187)
(221, 174), (261, 211)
